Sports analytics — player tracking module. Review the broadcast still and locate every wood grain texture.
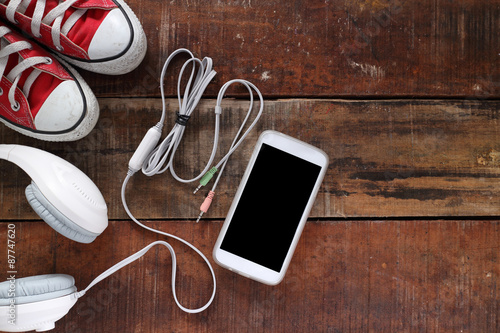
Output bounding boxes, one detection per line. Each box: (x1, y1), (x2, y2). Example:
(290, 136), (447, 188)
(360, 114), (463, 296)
(1, 99), (499, 219)
(0, 219), (497, 332)
(79, 0), (500, 98)
(0, 1), (498, 332)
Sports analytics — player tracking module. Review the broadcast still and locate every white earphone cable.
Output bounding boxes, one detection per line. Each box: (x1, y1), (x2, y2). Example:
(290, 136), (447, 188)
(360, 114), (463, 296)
(78, 172), (217, 314)
(119, 175), (217, 313)
(119, 48), (263, 314)
(78, 236), (216, 314)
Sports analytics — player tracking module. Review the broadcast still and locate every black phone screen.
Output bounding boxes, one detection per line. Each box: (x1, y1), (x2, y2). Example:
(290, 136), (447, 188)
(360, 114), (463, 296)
(220, 143), (322, 272)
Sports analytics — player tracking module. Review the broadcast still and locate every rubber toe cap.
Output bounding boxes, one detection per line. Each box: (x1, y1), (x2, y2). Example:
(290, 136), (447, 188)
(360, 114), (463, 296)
(34, 80), (85, 132)
(88, 9), (132, 60)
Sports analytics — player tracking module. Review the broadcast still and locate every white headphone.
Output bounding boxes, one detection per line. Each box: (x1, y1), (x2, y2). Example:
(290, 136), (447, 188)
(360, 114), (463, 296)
(0, 145), (215, 332)
(0, 144), (109, 331)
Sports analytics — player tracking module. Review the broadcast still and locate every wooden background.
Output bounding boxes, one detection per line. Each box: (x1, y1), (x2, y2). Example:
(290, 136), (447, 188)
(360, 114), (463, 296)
(1, 0), (499, 332)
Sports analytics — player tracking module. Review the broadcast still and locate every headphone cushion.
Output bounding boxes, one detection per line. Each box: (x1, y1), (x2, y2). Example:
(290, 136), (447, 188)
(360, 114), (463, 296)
(26, 182), (100, 244)
(0, 274), (76, 306)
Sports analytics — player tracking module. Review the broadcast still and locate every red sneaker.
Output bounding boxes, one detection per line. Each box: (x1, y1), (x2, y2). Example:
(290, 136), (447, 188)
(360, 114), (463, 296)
(0, 0), (147, 75)
(0, 23), (99, 141)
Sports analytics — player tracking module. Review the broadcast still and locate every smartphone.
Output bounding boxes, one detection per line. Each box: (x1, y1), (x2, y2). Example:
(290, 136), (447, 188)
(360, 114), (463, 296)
(213, 130), (329, 285)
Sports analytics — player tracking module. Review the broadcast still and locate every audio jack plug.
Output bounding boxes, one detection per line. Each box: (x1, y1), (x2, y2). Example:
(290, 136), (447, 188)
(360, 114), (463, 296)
(196, 191), (215, 223)
(193, 167), (218, 194)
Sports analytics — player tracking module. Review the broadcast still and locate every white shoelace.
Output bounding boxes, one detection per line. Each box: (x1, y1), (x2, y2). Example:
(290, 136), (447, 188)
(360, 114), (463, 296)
(1, 0), (87, 51)
(0, 26), (51, 111)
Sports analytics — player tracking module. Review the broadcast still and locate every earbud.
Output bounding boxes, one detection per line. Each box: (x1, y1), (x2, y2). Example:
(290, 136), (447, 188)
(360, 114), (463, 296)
(0, 144), (108, 243)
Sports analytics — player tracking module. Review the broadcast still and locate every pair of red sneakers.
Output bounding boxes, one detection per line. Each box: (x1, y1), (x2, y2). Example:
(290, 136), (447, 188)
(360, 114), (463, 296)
(0, 0), (146, 141)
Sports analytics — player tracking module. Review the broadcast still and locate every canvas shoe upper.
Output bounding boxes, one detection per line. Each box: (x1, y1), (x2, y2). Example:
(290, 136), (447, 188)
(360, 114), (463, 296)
(0, 0), (147, 75)
(0, 22), (99, 141)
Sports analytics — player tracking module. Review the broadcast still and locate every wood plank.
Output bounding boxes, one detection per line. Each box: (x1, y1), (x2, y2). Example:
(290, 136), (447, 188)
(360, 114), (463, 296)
(79, 0), (500, 98)
(1, 98), (499, 219)
(0, 219), (498, 332)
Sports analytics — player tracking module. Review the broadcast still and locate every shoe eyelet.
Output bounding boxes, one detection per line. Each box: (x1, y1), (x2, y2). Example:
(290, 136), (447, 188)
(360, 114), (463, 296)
(0, 88), (3, 96)
(45, 57), (53, 65)
(56, 45), (64, 52)
(11, 101), (20, 112)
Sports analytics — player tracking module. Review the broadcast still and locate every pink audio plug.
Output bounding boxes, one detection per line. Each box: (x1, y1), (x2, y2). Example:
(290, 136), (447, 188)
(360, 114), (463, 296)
(196, 191), (215, 223)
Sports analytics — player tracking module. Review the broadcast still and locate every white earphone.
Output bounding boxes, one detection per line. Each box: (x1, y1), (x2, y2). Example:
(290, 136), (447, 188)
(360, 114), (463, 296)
(0, 144), (108, 243)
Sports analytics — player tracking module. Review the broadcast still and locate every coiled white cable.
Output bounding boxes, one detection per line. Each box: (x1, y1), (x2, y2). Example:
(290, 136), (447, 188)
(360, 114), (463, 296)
(141, 48), (217, 179)
(139, 49), (264, 187)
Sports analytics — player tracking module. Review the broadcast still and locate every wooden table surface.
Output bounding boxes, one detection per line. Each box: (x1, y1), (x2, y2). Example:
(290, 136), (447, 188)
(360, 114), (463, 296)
(1, 0), (499, 332)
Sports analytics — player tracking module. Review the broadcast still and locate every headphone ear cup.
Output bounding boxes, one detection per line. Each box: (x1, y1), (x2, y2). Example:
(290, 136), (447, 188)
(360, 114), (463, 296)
(26, 182), (101, 244)
(0, 274), (76, 306)
(0, 275), (79, 332)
